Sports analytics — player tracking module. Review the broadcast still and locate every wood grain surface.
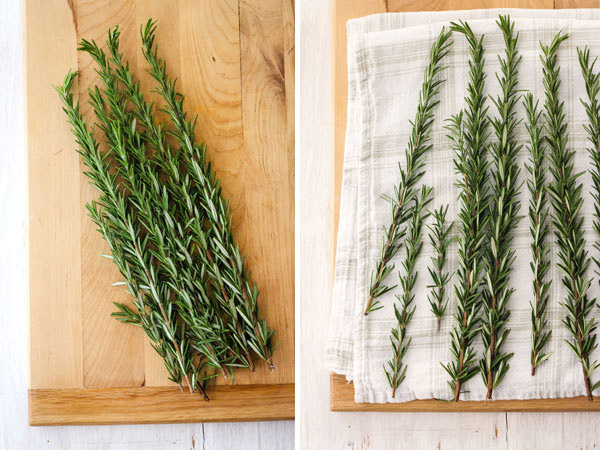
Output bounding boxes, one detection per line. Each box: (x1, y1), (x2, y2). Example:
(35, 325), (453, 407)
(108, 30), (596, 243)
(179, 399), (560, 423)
(330, 0), (600, 412)
(28, 384), (294, 426)
(26, 0), (294, 425)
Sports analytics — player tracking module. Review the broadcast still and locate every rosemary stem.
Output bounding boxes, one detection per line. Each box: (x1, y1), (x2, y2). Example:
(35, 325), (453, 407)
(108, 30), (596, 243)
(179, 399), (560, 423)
(364, 27), (453, 316)
(426, 204), (453, 331)
(523, 92), (552, 376)
(480, 15), (521, 400)
(442, 20), (489, 403)
(543, 32), (597, 402)
(385, 186), (432, 397)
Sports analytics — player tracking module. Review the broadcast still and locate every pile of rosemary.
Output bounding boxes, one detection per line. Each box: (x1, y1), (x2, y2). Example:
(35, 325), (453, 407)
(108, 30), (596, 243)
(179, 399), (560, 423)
(54, 20), (276, 400)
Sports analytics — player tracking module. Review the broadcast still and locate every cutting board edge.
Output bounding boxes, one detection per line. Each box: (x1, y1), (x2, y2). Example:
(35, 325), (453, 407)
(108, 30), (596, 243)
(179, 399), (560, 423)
(29, 383), (295, 425)
(330, 374), (600, 412)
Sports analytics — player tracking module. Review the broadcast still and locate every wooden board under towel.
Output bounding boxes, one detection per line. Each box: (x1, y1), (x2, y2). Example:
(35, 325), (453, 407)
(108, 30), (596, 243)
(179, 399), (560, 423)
(330, 0), (600, 412)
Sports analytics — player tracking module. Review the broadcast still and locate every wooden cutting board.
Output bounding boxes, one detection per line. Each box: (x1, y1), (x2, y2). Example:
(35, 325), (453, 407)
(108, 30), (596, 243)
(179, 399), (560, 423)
(26, 0), (294, 425)
(330, 0), (600, 412)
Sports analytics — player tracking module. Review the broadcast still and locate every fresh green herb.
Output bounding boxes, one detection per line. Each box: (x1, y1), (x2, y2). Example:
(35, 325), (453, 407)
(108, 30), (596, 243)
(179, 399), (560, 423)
(442, 21), (490, 402)
(364, 27), (453, 315)
(426, 204), (454, 332)
(55, 20), (278, 400)
(579, 47), (600, 284)
(77, 30), (245, 380)
(140, 20), (276, 369)
(479, 15), (521, 400)
(523, 92), (552, 376)
(54, 72), (212, 400)
(543, 32), (598, 401)
(385, 186), (432, 397)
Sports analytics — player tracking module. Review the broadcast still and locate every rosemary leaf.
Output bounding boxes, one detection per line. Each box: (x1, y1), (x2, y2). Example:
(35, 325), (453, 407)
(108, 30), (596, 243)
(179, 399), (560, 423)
(364, 27), (453, 315)
(479, 15), (521, 400)
(442, 20), (491, 402)
(542, 32), (598, 401)
(385, 185), (432, 397)
(523, 92), (552, 376)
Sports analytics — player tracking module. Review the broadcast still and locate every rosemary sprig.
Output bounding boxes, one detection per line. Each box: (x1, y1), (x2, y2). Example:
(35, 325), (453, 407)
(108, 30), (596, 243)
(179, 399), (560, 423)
(54, 72), (211, 400)
(103, 25), (256, 374)
(479, 15), (521, 400)
(140, 20), (276, 369)
(385, 186), (432, 397)
(77, 32), (242, 379)
(523, 92), (552, 376)
(542, 32), (599, 401)
(364, 27), (453, 315)
(426, 204), (454, 332)
(442, 20), (490, 402)
(578, 47), (600, 282)
(578, 46), (600, 397)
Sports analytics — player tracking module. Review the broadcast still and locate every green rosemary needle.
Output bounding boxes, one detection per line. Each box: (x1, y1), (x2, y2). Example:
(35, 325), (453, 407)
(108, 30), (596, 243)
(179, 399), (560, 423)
(385, 185), (432, 397)
(523, 92), (552, 376)
(442, 20), (490, 402)
(577, 45), (600, 396)
(364, 27), (453, 315)
(426, 204), (454, 332)
(54, 72), (210, 400)
(578, 46), (600, 283)
(542, 32), (599, 401)
(479, 15), (521, 400)
(140, 20), (276, 369)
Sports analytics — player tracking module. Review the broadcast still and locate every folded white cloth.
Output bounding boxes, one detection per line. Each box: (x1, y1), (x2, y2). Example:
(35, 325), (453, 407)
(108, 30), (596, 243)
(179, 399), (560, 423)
(326, 8), (600, 403)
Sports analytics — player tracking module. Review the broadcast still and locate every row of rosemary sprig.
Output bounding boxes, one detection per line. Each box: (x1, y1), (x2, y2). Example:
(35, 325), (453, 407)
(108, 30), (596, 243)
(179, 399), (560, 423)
(366, 15), (600, 402)
(55, 20), (276, 401)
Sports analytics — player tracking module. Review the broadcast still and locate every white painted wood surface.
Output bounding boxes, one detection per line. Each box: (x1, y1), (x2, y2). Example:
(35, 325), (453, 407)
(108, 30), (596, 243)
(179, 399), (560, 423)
(298, 1), (600, 448)
(0, 1), (293, 448)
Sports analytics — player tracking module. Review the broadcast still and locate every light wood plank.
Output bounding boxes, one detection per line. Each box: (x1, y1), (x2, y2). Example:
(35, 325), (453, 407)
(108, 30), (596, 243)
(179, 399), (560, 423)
(332, 374), (600, 411)
(27, 0), (294, 424)
(283, 0), (295, 193)
(506, 413), (600, 448)
(239, 0), (295, 384)
(179, 0), (245, 385)
(10, 0), (290, 446)
(27, 0), (83, 389)
(557, 0), (599, 7)
(28, 384), (294, 426)
(203, 420), (294, 450)
(133, 0), (183, 388)
(75, 0), (146, 390)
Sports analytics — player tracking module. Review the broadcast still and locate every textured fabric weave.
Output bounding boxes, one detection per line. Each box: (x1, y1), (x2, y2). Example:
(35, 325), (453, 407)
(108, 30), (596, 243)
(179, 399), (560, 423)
(326, 9), (600, 403)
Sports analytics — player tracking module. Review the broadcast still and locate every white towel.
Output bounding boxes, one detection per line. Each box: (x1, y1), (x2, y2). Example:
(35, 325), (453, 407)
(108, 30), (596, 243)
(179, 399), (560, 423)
(326, 9), (600, 403)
